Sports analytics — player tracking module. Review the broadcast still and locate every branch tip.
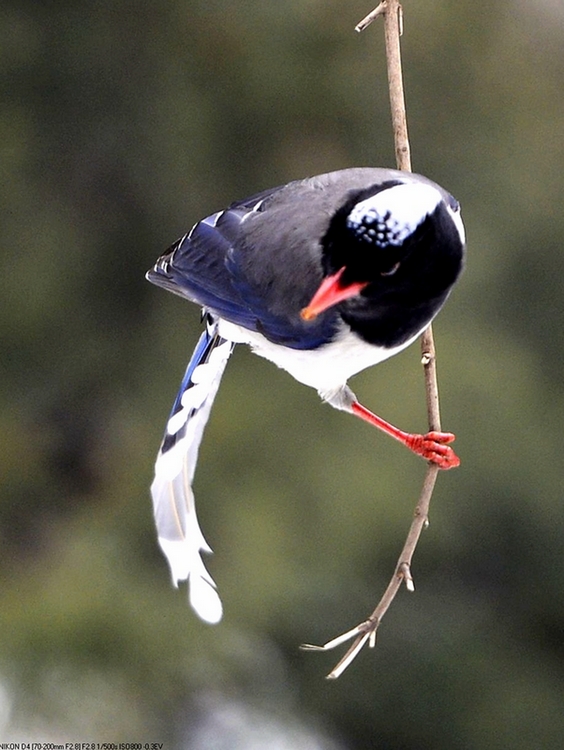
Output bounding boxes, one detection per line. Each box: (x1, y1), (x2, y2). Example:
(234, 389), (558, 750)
(325, 632), (372, 679)
(300, 622), (367, 653)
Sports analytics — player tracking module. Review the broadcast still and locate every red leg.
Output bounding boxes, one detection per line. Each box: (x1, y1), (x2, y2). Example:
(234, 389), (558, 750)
(351, 401), (460, 470)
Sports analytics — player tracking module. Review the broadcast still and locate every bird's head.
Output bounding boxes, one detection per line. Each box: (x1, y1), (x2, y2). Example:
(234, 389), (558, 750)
(301, 180), (465, 320)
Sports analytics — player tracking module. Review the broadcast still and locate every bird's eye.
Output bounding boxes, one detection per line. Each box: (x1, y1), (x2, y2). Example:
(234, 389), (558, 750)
(381, 261), (400, 277)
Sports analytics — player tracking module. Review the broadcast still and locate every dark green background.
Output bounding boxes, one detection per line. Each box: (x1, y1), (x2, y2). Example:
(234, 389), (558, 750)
(2, 1), (564, 747)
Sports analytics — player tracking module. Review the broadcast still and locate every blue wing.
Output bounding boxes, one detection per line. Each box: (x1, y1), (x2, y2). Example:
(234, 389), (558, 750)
(150, 316), (234, 623)
(146, 195), (339, 349)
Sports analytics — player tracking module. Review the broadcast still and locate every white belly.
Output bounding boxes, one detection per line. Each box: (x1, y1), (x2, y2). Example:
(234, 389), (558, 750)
(217, 318), (419, 398)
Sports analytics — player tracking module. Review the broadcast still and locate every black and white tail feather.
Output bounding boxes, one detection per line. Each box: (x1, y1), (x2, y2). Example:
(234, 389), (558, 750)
(151, 315), (233, 623)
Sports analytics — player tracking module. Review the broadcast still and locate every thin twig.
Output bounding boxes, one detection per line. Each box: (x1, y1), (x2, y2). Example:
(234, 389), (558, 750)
(301, 0), (449, 678)
(302, 466), (439, 679)
(420, 326), (442, 431)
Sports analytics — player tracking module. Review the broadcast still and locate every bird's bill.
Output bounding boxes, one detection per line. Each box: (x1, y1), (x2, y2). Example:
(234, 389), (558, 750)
(300, 267), (368, 321)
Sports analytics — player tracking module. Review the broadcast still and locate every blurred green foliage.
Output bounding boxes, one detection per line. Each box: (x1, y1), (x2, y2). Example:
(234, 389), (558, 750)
(2, 0), (564, 747)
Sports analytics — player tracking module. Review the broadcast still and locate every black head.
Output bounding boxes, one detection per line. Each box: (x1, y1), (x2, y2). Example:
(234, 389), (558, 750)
(307, 179), (466, 347)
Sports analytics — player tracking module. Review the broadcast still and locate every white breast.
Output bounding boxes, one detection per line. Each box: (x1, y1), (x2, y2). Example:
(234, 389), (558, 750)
(217, 318), (419, 400)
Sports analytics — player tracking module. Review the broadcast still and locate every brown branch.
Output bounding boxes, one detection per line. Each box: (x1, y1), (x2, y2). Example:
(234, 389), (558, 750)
(301, 0), (448, 679)
(382, 1), (411, 171)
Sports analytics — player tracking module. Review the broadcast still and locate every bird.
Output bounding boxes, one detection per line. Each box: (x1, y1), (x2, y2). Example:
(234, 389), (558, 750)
(146, 167), (466, 624)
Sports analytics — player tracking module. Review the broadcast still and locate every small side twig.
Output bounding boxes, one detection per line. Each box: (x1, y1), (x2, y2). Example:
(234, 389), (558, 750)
(302, 0), (449, 679)
(354, 2), (386, 33)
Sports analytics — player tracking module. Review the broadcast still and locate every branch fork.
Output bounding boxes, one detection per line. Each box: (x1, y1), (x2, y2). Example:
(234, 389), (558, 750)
(302, 462), (439, 678)
(301, 557), (418, 680)
(355, 3), (403, 35)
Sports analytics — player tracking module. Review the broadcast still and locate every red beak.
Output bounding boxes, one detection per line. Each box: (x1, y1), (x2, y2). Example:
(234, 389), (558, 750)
(300, 267), (368, 321)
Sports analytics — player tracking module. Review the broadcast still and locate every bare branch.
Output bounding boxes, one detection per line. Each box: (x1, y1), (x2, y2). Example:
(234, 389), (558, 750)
(303, 0), (451, 678)
(382, 2), (411, 170)
(420, 326), (442, 431)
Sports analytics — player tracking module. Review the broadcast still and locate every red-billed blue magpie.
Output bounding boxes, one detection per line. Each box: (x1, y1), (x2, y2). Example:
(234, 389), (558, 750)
(146, 167), (466, 623)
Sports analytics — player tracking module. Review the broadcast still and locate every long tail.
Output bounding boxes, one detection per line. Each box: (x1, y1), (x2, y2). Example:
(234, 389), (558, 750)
(150, 316), (234, 623)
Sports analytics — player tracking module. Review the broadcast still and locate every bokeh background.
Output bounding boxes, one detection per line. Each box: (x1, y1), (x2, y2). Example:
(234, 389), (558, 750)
(2, 0), (564, 747)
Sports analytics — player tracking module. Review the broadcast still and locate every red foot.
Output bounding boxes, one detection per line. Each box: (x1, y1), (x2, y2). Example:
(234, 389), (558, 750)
(351, 402), (460, 470)
(405, 431), (460, 470)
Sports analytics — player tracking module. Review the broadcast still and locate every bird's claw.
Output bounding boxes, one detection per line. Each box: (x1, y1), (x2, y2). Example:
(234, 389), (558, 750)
(406, 431), (460, 469)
